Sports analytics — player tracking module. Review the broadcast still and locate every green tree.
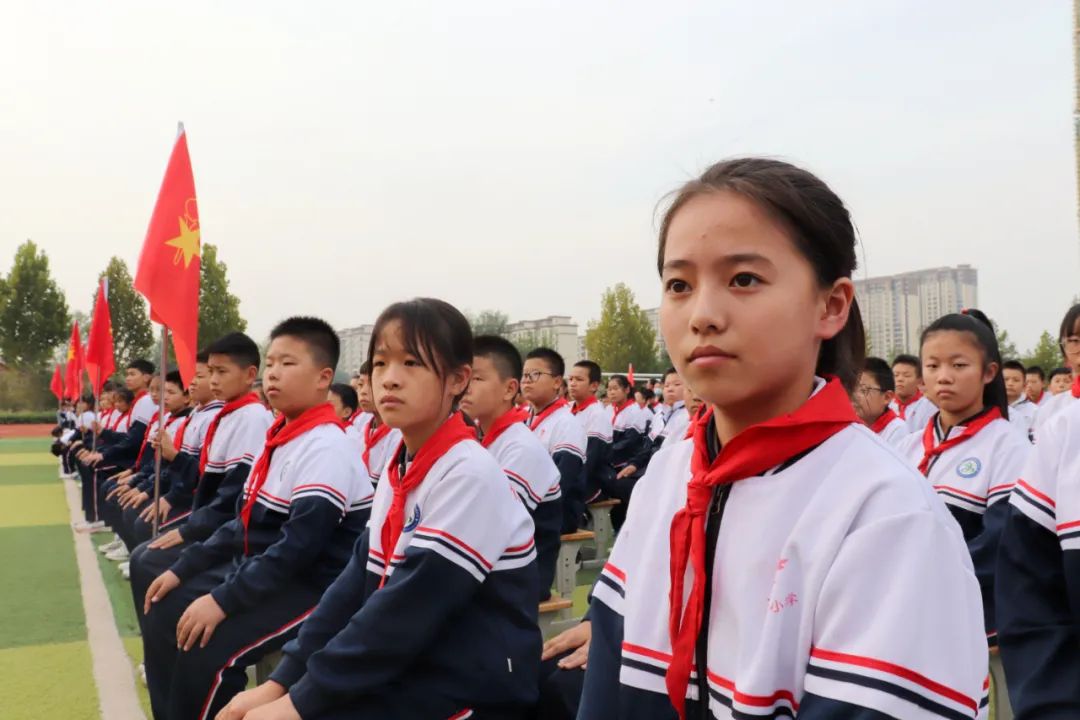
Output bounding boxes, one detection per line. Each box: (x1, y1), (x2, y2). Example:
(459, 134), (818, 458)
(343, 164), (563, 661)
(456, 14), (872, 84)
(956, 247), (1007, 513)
(584, 283), (658, 374)
(467, 310), (510, 338)
(1023, 330), (1062, 373)
(994, 322), (1019, 361)
(0, 240), (70, 369)
(198, 243), (247, 348)
(97, 257), (153, 368)
(512, 329), (556, 358)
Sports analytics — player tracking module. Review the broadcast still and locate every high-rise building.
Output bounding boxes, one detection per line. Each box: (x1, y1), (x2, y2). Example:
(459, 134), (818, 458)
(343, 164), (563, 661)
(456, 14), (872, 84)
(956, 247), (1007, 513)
(643, 307), (667, 356)
(855, 265), (978, 358)
(337, 324), (374, 376)
(506, 315), (581, 364)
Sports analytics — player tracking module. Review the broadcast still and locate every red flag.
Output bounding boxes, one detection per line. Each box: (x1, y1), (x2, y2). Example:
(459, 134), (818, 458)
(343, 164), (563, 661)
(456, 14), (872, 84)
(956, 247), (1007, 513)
(627, 363), (635, 387)
(134, 125), (201, 385)
(85, 278), (116, 395)
(64, 322), (84, 400)
(50, 364), (64, 403)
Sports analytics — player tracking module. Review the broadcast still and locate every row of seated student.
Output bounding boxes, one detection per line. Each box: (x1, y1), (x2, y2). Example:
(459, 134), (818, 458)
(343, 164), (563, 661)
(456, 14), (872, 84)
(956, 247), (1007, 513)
(54, 157), (1080, 720)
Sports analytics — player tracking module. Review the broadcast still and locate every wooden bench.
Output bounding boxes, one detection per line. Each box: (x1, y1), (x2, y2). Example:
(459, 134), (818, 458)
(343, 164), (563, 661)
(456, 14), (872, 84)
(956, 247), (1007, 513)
(539, 595), (574, 638)
(582, 499), (621, 570)
(556, 530), (594, 605)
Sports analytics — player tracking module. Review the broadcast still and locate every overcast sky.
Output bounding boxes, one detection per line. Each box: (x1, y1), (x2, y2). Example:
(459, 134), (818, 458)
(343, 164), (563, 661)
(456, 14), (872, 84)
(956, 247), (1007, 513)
(2, 1), (1076, 351)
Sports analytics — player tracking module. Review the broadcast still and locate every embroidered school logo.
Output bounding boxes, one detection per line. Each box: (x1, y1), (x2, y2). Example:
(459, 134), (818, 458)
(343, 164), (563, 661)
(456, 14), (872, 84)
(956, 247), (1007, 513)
(403, 504), (422, 532)
(957, 458), (982, 479)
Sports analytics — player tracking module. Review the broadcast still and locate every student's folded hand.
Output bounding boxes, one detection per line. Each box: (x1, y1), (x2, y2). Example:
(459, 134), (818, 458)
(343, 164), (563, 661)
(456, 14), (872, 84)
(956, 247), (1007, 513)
(237, 693), (300, 720)
(541, 620), (592, 669)
(140, 498), (172, 523)
(177, 594), (227, 651)
(121, 491), (148, 509)
(158, 432), (178, 461)
(616, 465), (637, 480)
(215, 681), (287, 720)
(148, 528), (184, 551)
(144, 570), (181, 615)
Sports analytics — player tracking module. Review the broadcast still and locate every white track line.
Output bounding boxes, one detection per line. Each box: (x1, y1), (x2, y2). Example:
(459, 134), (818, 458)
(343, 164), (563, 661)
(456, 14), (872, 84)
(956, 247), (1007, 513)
(63, 477), (147, 720)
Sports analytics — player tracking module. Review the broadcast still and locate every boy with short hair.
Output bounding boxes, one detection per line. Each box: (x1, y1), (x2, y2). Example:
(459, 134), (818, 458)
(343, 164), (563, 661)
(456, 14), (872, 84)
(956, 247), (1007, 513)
(84, 359), (157, 469)
(128, 333), (272, 628)
(1004, 360), (1036, 441)
(463, 335), (561, 601)
(889, 354), (936, 432)
(854, 357), (910, 447)
(652, 368), (689, 450)
(140, 317), (373, 719)
(1049, 366), (1073, 395)
(351, 361), (400, 487)
(522, 347), (587, 533)
(1025, 365), (1048, 406)
(568, 360), (612, 504)
(350, 362), (375, 430)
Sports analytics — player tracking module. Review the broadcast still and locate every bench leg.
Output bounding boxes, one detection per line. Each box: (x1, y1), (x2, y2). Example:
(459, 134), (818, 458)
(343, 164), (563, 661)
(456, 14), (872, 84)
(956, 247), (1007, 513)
(556, 540), (584, 602)
(582, 508), (613, 570)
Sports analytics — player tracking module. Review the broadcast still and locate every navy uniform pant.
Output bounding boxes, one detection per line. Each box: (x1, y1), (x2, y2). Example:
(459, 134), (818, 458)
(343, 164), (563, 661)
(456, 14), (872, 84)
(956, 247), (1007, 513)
(140, 560), (321, 720)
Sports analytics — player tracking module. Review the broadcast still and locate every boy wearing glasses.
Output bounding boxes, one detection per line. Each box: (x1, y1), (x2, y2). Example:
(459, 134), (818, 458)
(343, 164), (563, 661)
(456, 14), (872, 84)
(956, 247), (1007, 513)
(521, 347), (587, 533)
(855, 357), (910, 447)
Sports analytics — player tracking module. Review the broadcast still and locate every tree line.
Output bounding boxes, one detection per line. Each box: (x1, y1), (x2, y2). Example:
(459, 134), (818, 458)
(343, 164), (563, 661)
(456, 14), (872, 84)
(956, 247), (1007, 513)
(0, 240), (247, 410)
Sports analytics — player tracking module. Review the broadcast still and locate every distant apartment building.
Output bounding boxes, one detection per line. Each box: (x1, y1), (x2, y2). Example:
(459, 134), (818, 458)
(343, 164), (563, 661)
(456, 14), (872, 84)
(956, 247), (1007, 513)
(337, 324), (374, 376)
(507, 315), (581, 364)
(855, 265), (978, 357)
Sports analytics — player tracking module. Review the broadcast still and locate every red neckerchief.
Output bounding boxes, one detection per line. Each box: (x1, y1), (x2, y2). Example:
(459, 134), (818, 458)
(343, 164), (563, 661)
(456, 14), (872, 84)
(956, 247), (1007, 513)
(171, 409), (195, 452)
(380, 413), (476, 588)
(917, 407), (1002, 476)
(571, 395), (598, 415)
(199, 392), (262, 475)
(1030, 389), (1045, 405)
(666, 378), (856, 720)
(113, 389), (146, 432)
(362, 417), (392, 472)
(240, 403), (344, 554)
(870, 407), (900, 435)
(683, 405), (709, 440)
(134, 411), (162, 466)
(528, 398), (568, 431)
(895, 389), (923, 420)
(611, 399), (635, 425)
(481, 406), (528, 449)
(104, 409), (119, 430)
(1072, 375), (1080, 398)
(347, 408), (363, 424)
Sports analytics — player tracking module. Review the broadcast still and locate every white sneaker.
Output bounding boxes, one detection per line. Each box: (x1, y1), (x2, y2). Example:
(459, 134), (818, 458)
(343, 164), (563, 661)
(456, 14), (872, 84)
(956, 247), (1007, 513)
(122, 566), (131, 581)
(87, 524), (110, 535)
(99, 539), (123, 554)
(105, 546), (130, 561)
(137, 663), (146, 685)
(75, 521), (106, 533)
(118, 561), (130, 573)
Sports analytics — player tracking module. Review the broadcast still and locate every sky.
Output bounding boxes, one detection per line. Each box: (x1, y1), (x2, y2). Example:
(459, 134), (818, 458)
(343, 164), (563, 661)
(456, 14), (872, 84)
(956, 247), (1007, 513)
(2, 1), (1076, 351)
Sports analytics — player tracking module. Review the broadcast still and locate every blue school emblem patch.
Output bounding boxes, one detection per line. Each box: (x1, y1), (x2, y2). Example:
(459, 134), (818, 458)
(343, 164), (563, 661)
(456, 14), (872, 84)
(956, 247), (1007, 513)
(956, 458), (982, 479)
(403, 504), (422, 532)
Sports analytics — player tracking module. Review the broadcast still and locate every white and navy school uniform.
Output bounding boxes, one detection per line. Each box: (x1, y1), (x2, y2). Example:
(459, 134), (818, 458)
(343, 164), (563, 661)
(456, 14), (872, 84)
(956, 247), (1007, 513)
(899, 408), (1030, 645)
(349, 410), (373, 434)
(581, 383), (988, 720)
(1029, 389), (1050, 407)
(1008, 396), (1037, 442)
(161, 400), (225, 519)
(604, 401), (652, 528)
(1031, 388), (1078, 444)
(652, 401), (688, 453)
(573, 397), (614, 503)
(100, 390), (156, 468)
(485, 418), (562, 600)
(181, 401), (274, 544)
(530, 399), (587, 532)
(119, 409), (195, 549)
(268, 433), (541, 718)
(890, 392), (937, 434)
(997, 398), (1080, 716)
(143, 421), (374, 720)
(355, 414), (402, 487)
(869, 409), (910, 448)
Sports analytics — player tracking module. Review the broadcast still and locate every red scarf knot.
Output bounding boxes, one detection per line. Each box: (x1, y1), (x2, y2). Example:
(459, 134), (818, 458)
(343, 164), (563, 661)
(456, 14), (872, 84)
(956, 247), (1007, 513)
(379, 413), (476, 588)
(665, 378), (857, 719)
(916, 407), (1002, 477)
(240, 403), (344, 555)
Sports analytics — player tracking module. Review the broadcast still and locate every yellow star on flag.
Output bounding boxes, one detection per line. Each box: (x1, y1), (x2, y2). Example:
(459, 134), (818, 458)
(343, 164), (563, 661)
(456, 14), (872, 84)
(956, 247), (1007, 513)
(165, 216), (201, 269)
